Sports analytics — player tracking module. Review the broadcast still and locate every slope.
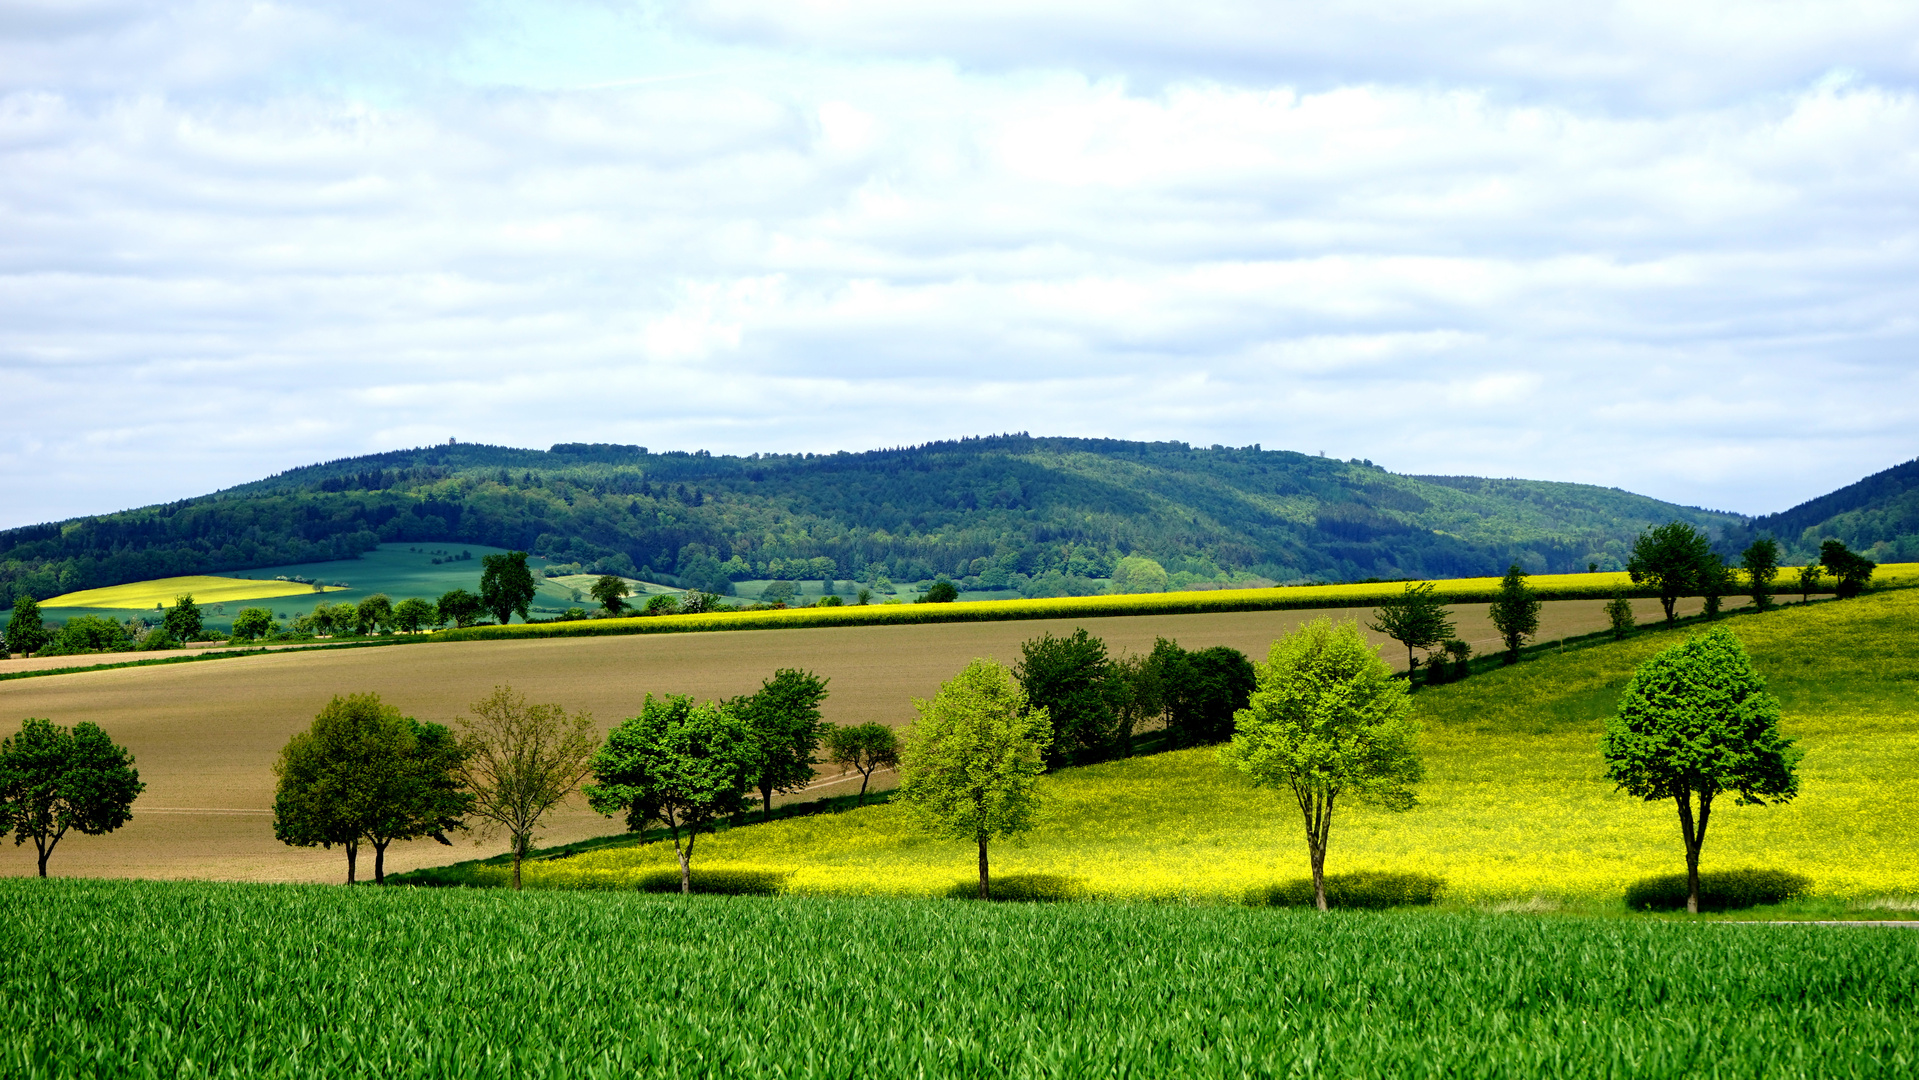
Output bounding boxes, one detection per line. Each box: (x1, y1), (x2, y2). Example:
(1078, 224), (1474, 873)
(1727, 455), (1919, 565)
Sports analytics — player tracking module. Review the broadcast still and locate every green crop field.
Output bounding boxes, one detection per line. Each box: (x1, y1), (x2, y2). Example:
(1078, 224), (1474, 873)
(4, 879), (1917, 1079)
(419, 587), (1919, 905)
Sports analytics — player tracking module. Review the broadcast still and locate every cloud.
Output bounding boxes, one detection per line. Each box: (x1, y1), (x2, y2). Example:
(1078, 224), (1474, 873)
(1, 0), (1917, 529)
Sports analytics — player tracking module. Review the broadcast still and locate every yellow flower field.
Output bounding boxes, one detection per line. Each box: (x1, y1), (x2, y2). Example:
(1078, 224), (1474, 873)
(44, 575), (342, 610)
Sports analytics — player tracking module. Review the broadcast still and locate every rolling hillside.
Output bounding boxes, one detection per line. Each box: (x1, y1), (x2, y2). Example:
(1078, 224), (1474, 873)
(1, 435), (1744, 610)
(1726, 455), (1919, 565)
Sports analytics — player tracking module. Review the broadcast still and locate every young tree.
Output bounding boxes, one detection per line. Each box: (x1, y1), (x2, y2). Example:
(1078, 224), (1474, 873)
(1795, 560), (1823, 603)
(899, 659), (1051, 900)
(1366, 581), (1457, 674)
(1819, 540), (1877, 599)
(390, 596), (437, 634)
(455, 685), (598, 890)
(273, 693), (412, 884)
(354, 594), (394, 636)
(916, 578), (959, 604)
(1605, 590), (1636, 641)
(589, 575), (631, 615)
(1016, 628), (1117, 765)
(1488, 564), (1541, 664)
(733, 668), (830, 821)
(0, 718), (145, 876)
(1601, 627), (1801, 914)
(1627, 521), (1714, 625)
(163, 594), (203, 643)
(585, 695), (761, 893)
(230, 607), (275, 641)
(823, 722), (901, 806)
(1698, 554), (1731, 620)
(479, 551), (537, 626)
(5, 595), (50, 657)
(437, 588), (485, 628)
(1741, 537), (1781, 611)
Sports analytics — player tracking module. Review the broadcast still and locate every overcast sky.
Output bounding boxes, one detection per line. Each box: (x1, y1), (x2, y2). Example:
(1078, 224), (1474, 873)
(3, 0), (1917, 528)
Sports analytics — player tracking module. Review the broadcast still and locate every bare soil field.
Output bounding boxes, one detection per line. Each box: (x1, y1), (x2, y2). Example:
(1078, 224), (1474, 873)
(0, 596), (1732, 883)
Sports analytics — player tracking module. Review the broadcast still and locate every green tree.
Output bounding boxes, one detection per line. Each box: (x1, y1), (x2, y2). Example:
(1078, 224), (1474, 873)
(163, 594), (203, 643)
(642, 593), (680, 616)
(354, 594), (394, 635)
(1628, 521), (1714, 625)
(0, 718), (145, 876)
(899, 659), (1051, 900)
(273, 693), (411, 884)
(589, 575), (631, 615)
(1111, 556), (1168, 594)
(1605, 590), (1636, 641)
(44, 615), (133, 655)
(1015, 628), (1117, 764)
(479, 551), (537, 626)
(585, 695), (761, 893)
(437, 588), (484, 628)
(391, 596), (436, 634)
(760, 580), (798, 606)
(362, 719), (472, 883)
(1741, 537), (1781, 611)
(1488, 564), (1541, 664)
(454, 685), (598, 890)
(1220, 619), (1422, 911)
(1601, 627), (1801, 914)
(1698, 554), (1731, 620)
(732, 668), (830, 821)
(1819, 540), (1877, 599)
(917, 578), (959, 603)
(5, 595), (50, 657)
(822, 722), (900, 806)
(1795, 560), (1823, 603)
(1366, 581), (1457, 674)
(230, 607), (275, 641)
(1146, 638), (1256, 748)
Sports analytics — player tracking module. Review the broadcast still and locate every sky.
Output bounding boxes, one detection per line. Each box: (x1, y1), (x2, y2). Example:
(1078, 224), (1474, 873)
(3, 0), (1917, 529)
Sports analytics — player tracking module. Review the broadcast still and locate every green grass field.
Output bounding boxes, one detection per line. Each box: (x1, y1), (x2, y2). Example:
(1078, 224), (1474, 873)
(5, 879), (1916, 1078)
(414, 588), (1919, 905)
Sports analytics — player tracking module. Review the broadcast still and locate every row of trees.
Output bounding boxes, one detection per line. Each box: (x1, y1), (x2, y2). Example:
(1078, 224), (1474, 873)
(1628, 524), (1876, 622)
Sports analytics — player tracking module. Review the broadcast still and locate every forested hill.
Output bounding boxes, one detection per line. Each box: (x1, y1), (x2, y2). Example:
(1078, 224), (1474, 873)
(1725, 456), (1919, 566)
(0, 435), (1741, 607)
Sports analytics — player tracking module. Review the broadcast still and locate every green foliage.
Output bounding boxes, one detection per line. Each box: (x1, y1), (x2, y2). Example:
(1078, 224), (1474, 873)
(1820, 539), (1877, 598)
(354, 593), (393, 635)
(917, 577), (959, 603)
(821, 722), (900, 806)
(390, 596), (437, 633)
(1742, 537), (1781, 610)
(162, 593), (202, 642)
(40, 615), (133, 656)
(584, 695), (761, 893)
(229, 607), (275, 641)
(1602, 627), (1802, 913)
(479, 551), (536, 625)
(1111, 555), (1168, 594)
(1367, 580), (1456, 671)
(1488, 563), (1541, 663)
(1605, 590), (1636, 641)
(455, 685), (598, 889)
(0, 718), (144, 876)
(899, 658), (1051, 899)
(588, 574), (630, 614)
(1698, 553), (1731, 620)
(1221, 618), (1422, 910)
(1148, 638), (1256, 747)
(1420, 639), (1475, 685)
(1016, 628), (1119, 764)
(731, 669), (830, 821)
(437, 588), (484, 628)
(1245, 871), (1446, 909)
(1628, 520), (1714, 624)
(759, 580), (798, 606)
(641, 593), (680, 616)
(1795, 561), (1824, 602)
(5, 595), (49, 656)
(1625, 869), (1813, 912)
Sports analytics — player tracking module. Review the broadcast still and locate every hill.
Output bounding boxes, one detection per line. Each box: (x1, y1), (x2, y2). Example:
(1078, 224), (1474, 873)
(1727, 455), (1919, 565)
(0, 435), (1741, 611)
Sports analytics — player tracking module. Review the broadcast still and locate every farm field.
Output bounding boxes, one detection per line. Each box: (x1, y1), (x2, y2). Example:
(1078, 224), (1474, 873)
(6, 879), (1918, 1078)
(0, 596), (1695, 882)
(428, 589), (1919, 904)
(43, 575), (343, 609)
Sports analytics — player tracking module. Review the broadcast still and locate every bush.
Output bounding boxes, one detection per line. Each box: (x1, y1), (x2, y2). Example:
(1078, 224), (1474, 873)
(943, 874), (1087, 902)
(631, 868), (789, 896)
(1625, 869), (1812, 912)
(1245, 871), (1446, 909)
(816, 594), (844, 607)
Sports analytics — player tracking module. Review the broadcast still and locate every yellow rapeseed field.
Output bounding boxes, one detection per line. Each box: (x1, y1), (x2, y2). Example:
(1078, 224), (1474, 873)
(45, 575), (342, 610)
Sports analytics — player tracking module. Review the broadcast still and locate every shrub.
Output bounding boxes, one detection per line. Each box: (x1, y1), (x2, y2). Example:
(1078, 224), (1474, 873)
(816, 594), (844, 607)
(1245, 871), (1445, 910)
(632, 868), (789, 896)
(943, 874), (1086, 902)
(1625, 869), (1812, 912)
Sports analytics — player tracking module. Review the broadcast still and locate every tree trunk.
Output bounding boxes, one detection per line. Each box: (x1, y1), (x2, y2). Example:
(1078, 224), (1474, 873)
(1310, 839), (1328, 912)
(511, 836), (525, 891)
(36, 834), (58, 877)
(856, 769), (872, 807)
(1295, 784), (1334, 911)
(1662, 595), (1678, 625)
(373, 840), (389, 884)
(978, 835), (990, 900)
(762, 780), (775, 823)
(345, 838), (358, 885)
(1674, 786), (1714, 914)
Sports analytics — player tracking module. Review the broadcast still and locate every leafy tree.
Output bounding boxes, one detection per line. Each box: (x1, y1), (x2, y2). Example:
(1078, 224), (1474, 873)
(1145, 638), (1256, 748)
(390, 596), (436, 634)
(1016, 628), (1117, 764)
(760, 580), (798, 606)
(589, 575), (631, 614)
(1488, 563), (1541, 664)
(1366, 581), (1456, 673)
(362, 720), (472, 883)
(354, 594), (394, 635)
(479, 551), (537, 626)
(917, 578), (959, 603)
(642, 593), (680, 616)
(678, 591), (720, 615)
(1605, 590), (1636, 641)
(454, 685), (598, 890)
(732, 668), (830, 821)
(1741, 537), (1781, 611)
(273, 693), (408, 884)
(163, 594), (203, 643)
(5, 595), (49, 657)
(899, 659), (1051, 899)
(43, 615), (133, 655)
(1601, 627), (1801, 914)
(1698, 554), (1731, 620)
(1220, 618), (1422, 911)
(585, 695), (760, 893)
(1111, 556), (1168, 594)
(230, 607), (275, 641)
(1819, 540), (1877, 599)
(822, 722), (900, 806)
(1795, 560), (1823, 603)
(1628, 521), (1714, 625)
(0, 718), (145, 876)
(437, 588), (484, 628)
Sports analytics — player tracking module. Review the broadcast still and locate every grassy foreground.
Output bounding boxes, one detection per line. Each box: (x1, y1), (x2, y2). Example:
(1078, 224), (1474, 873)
(416, 588), (1919, 903)
(5, 879), (1918, 1079)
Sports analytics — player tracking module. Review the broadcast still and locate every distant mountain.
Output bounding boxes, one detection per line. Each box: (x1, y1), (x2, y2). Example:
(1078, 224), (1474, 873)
(1726, 456), (1919, 564)
(0, 435), (1741, 609)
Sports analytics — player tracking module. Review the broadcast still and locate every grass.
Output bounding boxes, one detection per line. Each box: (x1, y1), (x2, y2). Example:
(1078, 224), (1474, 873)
(6, 878), (1918, 1079)
(42, 575), (343, 609)
(413, 588), (1919, 905)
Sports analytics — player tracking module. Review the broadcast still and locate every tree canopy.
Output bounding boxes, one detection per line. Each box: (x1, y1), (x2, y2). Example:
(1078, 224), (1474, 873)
(0, 717), (145, 876)
(732, 668), (830, 821)
(1488, 564), (1541, 663)
(1628, 521), (1714, 625)
(1819, 540), (1877, 599)
(1367, 581), (1456, 673)
(1741, 537), (1781, 610)
(5, 595), (49, 657)
(162, 594), (202, 643)
(1016, 628), (1119, 765)
(823, 722), (901, 807)
(479, 551), (537, 626)
(589, 575), (631, 614)
(454, 685), (597, 889)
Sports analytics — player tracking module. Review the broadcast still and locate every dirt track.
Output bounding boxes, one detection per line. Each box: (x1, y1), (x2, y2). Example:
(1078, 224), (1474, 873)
(0, 596), (1719, 883)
